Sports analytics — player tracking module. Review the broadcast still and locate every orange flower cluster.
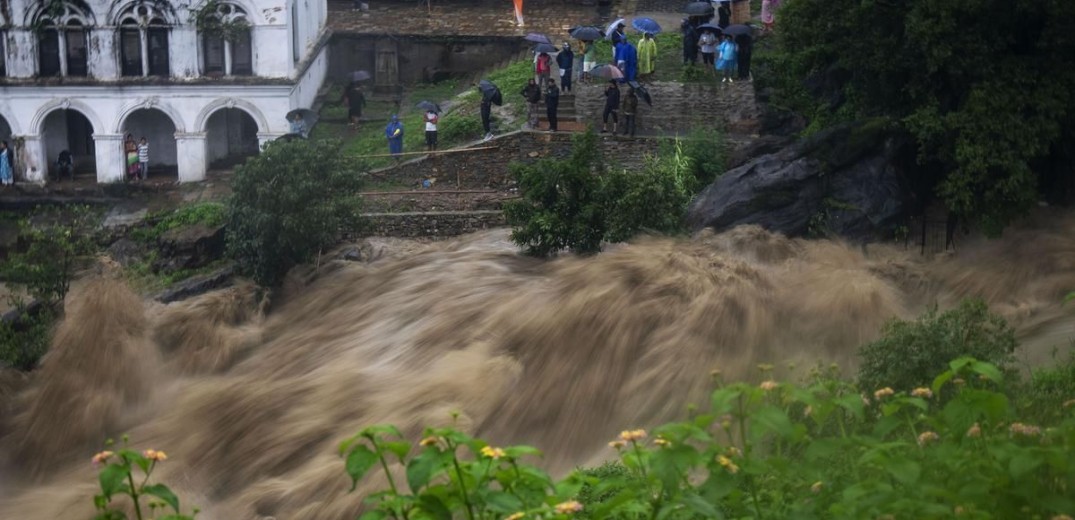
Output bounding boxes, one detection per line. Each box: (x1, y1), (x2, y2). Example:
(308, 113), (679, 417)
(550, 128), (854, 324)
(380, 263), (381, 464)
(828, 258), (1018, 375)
(716, 455), (739, 474)
(143, 449), (168, 462)
(916, 431), (940, 447)
(91, 451), (114, 466)
(873, 387), (895, 400)
(911, 387), (933, 399)
(554, 501), (583, 514)
(480, 446), (506, 459)
(1009, 423), (1043, 438)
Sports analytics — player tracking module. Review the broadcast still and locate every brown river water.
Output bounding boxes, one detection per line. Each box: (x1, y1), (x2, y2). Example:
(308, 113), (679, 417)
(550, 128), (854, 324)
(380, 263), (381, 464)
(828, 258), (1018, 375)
(1, 211), (1073, 519)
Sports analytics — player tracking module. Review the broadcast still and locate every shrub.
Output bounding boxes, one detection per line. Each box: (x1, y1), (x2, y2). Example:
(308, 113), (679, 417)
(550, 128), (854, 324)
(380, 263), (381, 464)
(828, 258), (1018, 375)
(0, 307), (54, 371)
(504, 130), (607, 256)
(603, 144), (693, 243)
(438, 113), (484, 144)
(226, 139), (365, 287)
(0, 205), (98, 307)
(858, 299), (1018, 393)
(131, 203), (226, 244)
(679, 126), (726, 191)
(1017, 352), (1075, 424)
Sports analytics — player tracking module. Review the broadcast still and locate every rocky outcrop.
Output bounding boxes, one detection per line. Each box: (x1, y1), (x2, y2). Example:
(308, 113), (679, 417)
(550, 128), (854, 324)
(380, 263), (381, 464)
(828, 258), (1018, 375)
(153, 224), (226, 272)
(688, 122), (912, 241)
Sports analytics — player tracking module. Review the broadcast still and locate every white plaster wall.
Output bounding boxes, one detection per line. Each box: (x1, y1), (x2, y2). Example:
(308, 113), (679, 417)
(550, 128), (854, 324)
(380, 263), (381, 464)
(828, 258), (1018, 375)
(5, 31), (37, 78)
(290, 43), (328, 110)
(255, 25), (291, 78)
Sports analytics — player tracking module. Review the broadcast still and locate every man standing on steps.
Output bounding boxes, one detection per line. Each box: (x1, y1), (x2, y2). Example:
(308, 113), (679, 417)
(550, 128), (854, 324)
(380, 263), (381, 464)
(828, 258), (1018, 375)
(521, 78), (542, 129)
(601, 81), (620, 133)
(621, 86), (638, 137)
(544, 78), (560, 132)
(480, 96), (494, 141)
(557, 42), (574, 93)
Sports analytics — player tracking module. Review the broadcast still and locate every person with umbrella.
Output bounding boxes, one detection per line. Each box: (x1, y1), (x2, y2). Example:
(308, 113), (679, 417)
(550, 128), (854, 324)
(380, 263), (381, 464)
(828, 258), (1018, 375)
(615, 40), (639, 82)
(556, 42), (574, 92)
(581, 39), (596, 83)
(601, 80), (620, 133)
(699, 27), (718, 68)
(535, 51), (552, 86)
(544, 78), (560, 132)
(521, 78), (542, 129)
(638, 32), (657, 77)
(478, 81), (501, 141)
(342, 82), (366, 131)
(736, 33), (753, 81)
(680, 18), (699, 65)
(289, 113), (308, 138)
(717, 34), (739, 83)
(717, 1), (731, 29)
(384, 115), (404, 164)
(621, 85), (638, 137)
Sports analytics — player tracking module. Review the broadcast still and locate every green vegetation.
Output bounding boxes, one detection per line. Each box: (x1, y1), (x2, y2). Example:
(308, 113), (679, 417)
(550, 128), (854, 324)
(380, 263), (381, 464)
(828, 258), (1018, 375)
(225, 138), (365, 287)
(506, 128), (724, 256)
(129, 203), (226, 244)
(90, 438), (198, 519)
(0, 206), (98, 370)
(858, 299), (1018, 394)
(763, 0), (1075, 235)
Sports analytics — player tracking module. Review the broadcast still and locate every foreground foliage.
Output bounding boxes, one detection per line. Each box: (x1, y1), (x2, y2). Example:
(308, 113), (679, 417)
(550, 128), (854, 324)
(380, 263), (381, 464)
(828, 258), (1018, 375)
(339, 358), (1075, 519)
(91, 437), (198, 520)
(767, 0), (1075, 234)
(225, 139), (365, 286)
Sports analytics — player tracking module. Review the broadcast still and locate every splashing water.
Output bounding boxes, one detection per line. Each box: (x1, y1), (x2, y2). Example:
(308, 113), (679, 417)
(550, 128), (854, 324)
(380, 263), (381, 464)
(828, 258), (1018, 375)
(2, 212), (1073, 519)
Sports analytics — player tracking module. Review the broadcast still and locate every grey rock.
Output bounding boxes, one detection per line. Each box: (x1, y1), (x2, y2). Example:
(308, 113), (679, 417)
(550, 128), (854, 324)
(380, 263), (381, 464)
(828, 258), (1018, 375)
(106, 238), (143, 267)
(154, 224), (226, 272)
(155, 265), (236, 304)
(688, 122), (910, 241)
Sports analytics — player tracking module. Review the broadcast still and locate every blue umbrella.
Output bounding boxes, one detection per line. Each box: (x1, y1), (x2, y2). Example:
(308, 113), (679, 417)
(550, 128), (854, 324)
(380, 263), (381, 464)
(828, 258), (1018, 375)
(631, 17), (662, 35)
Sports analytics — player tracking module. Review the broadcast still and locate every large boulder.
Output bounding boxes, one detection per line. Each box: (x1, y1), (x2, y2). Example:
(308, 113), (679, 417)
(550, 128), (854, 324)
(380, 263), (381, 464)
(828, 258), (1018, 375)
(687, 122), (912, 241)
(154, 224), (226, 272)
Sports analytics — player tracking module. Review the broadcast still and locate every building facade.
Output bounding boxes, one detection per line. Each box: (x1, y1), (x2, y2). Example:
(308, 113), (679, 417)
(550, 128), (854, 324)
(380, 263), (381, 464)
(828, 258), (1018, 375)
(0, 0), (329, 183)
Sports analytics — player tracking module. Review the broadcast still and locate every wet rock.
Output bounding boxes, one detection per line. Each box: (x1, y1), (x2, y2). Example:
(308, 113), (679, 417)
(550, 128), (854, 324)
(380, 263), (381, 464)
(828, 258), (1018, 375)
(106, 238), (143, 267)
(339, 240), (382, 263)
(154, 224), (226, 272)
(155, 265), (236, 304)
(688, 122), (912, 242)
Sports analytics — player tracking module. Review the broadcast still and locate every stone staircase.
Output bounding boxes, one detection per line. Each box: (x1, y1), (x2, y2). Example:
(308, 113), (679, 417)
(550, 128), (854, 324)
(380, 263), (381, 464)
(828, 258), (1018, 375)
(535, 89), (588, 132)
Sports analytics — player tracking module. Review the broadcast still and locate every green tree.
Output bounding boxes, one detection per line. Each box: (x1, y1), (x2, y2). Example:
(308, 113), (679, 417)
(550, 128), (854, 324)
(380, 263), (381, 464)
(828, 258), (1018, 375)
(857, 299), (1018, 393)
(504, 130), (607, 256)
(603, 142), (694, 243)
(769, 0), (1075, 235)
(225, 139), (365, 287)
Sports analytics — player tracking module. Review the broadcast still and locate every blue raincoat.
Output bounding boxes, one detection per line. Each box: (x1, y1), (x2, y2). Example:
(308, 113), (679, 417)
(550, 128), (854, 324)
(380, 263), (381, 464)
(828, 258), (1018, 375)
(385, 115), (404, 155)
(614, 42), (639, 82)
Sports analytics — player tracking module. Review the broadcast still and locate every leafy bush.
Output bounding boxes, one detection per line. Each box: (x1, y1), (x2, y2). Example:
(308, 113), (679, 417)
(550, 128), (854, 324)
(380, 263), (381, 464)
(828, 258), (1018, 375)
(1017, 352), (1075, 424)
(858, 299), (1018, 393)
(679, 127), (725, 191)
(332, 358), (1075, 519)
(0, 205), (98, 307)
(603, 146), (693, 243)
(438, 113), (484, 144)
(0, 307), (54, 371)
(504, 130), (607, 256)
(130, 203), (226, 244)
(226, 139), (365, 287)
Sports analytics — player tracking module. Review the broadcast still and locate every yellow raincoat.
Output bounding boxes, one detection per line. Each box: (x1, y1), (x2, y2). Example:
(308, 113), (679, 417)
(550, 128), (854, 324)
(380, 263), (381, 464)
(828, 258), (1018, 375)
(638, 36), (657, 75)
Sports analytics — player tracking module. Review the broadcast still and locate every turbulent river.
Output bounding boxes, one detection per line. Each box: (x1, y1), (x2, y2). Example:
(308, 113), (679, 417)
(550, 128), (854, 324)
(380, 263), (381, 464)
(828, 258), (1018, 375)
(2, 211), (1074, 519)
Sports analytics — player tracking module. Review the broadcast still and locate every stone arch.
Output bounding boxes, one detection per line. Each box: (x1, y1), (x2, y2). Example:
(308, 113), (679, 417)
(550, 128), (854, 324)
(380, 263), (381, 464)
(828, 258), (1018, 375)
(188, 0), (259, 24)
(108, 0), (180, 26)
(114, 99), (186, 134)
(24, 0), (95, 26)
(29, 99), (104, 135)
(0, 104), (22, 136)
(194, 98), (268, 134)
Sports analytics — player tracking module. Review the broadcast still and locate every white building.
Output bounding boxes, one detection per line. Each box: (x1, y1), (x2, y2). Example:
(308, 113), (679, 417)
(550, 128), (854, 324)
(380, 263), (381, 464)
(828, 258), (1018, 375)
(0, 0), (329, 183)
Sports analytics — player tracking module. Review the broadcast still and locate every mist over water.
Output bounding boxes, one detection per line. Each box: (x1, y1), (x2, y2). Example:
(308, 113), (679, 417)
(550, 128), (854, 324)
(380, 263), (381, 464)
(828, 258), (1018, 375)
(2, 211), (1074, 519)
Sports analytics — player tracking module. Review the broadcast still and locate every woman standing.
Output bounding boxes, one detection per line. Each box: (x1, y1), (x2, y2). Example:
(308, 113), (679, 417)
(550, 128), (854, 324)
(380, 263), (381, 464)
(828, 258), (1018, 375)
(698, 29), (718, 68)
(124, 134), (139, 181)
(0, 141), (13, 186)
(717, 34), (738, 83)
(581, 40), (596, 82)
(638, 33), (657, 76)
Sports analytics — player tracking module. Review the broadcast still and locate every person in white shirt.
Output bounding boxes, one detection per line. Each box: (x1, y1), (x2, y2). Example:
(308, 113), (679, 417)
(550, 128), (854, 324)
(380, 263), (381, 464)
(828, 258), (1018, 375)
(424, 111), (439, 151)
(137, 137), (149, 180)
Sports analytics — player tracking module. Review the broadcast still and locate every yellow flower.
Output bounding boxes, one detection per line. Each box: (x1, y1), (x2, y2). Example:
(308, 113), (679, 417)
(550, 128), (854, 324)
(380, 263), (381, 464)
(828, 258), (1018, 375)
(759, 380), (779, 391)
(554, 501), (583, 514)
(91, 450), (114, 466)
(1009, 422), (1042, 438)
(965, 423), (981, 438)
(618, 429), (647, 442)
(419, 436), (439, 447)
(911, 387), (933, 399)
(810, 481), (823, 494)
(653, 438), (671, 447)
(480, 446), (506, 459)
(803, 405), (813, 418)
(608, 440), (626, 450)
(143, 449), (168, 462)
(716, 455), (739, 474)
(725, 446), (741, 457)
(873, 387), (895, 400)
(505, 513), (525, 520)
(916, 431), (939, 447)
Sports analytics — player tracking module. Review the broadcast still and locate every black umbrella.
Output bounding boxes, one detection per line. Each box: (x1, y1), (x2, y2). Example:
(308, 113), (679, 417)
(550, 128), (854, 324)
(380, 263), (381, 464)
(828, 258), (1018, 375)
(570, 26), (604, 41)
(416, 101), (442, 113)
(534, 43), (558, 54)
(524, 33), (552, 44)
(684, 1), (715, 15)
(627, 81), (652, 106)
(285, 108), (317, 121)
(722, 24), (752, 36)
(479, 80), (503, 106)
(696, 23), (722, 33)
(351, 70), (371, 82)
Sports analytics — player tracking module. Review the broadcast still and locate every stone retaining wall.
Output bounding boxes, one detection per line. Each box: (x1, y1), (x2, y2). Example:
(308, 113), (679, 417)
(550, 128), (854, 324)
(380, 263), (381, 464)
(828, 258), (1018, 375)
(361, 211), (506, 238)
(573, 81), (761, 134)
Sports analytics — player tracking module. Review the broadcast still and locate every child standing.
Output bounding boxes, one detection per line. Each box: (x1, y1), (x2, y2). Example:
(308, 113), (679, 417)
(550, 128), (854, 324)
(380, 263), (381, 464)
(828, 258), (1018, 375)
(137, 137), (149, 180)
(424, 110), (439, 151)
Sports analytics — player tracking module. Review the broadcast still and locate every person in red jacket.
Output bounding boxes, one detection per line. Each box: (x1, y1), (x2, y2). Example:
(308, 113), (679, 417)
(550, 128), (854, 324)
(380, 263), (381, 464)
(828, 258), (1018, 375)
(536, 52), (551, 86)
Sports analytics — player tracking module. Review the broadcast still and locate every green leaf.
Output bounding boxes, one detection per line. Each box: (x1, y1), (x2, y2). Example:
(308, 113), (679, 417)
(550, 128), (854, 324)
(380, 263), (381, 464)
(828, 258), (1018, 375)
(142, 483), (180, 513)
(99, 464), (129, 498)
(1009, 452), (1042, 479)
(680, 492), (723, 518)
(406, 449), (442, 492)
(345, 445), (381, 491)
(885, 458), (921, 485)
(750, 406), (796, 440)
(481, 490), (524, 513)
(381, 440), (411, 462)
(358, 510), (389, 520)
(504, 445), (542, 459)
(417, 494), (452, 520)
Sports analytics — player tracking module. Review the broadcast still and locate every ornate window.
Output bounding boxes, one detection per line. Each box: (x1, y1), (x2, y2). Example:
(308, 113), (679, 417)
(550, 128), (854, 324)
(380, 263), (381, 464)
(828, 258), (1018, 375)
(197, 2), (253, 77)
(36, 3), (91, 77)
(117, 2), (171, 77)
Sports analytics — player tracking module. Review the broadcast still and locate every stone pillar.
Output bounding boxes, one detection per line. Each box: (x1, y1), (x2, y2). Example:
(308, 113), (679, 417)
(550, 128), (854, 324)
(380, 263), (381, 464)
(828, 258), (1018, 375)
(93, 133), (126, 183)
(15, 135), (46, 184)
(176, 132), (207, 182)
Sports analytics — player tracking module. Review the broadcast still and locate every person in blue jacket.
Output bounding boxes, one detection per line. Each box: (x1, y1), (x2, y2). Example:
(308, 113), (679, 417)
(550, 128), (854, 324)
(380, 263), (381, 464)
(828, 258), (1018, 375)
(614, 41), (639, 82)
(385, 114), (404, 164)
